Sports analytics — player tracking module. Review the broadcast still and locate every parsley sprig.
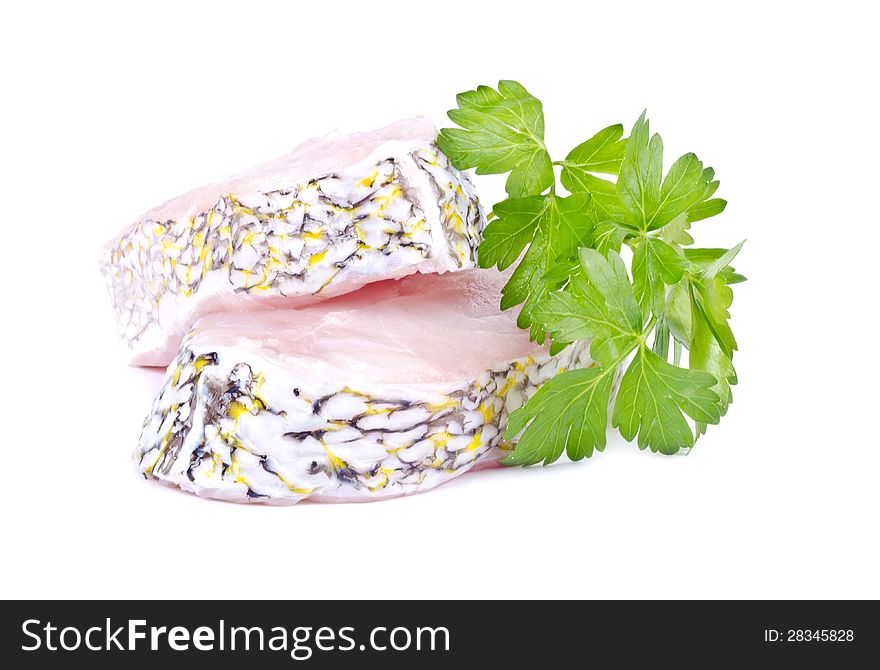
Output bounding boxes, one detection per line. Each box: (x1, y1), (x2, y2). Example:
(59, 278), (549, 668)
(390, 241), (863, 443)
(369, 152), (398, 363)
(438, 80), (744, 464)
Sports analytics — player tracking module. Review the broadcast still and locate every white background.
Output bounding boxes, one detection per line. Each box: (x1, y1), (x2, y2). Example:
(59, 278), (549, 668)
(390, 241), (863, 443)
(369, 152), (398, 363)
(2, 1), (878, 599)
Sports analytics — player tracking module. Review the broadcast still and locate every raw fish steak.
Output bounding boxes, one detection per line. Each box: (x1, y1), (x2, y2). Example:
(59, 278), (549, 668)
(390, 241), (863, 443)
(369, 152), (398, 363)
(101, 118), (485, 366)
(136, 270), (592, 503)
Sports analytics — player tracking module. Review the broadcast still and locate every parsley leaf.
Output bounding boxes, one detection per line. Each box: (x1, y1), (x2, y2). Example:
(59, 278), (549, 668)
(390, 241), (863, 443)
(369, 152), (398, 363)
(506, 249), (641, 463)
(535, 249), (641, 364)
(617, 111), (663, 229)
(439, 82), (744, 466)
(500, 233), (553, 341)
(651, 154), (716, 229)
(573, 249), (642, 358)
(665, 281), (693, 348)
(503, 367), (615, 465)
(690, 311), (738, 428)
(479, 193), (594, 271)
(688, 197), (727, 222)
(687, 242), (745, 360)
(480, 193), (595, 339)
(571, 173), (631, 221)
(669, 244), (744, 437)
(632, 236), (685, 317)
(437, 80), (553, 197)
(593, 220), (636, 256)
(512, 249), (720, 461)
(685, 242), (744, 392)
(657, 212), (694, 246)
(559, 124), (627, 189)
(617, 112), (725, 231)
(612, 346), (721, 453)
(532, 292), (595, 345)
(478, 196), (547, 271)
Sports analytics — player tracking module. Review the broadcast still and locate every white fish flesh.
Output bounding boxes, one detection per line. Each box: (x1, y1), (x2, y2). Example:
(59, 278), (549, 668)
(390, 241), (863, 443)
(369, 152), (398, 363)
(136, 270), (592, 503)
(101, 118), (485, 365)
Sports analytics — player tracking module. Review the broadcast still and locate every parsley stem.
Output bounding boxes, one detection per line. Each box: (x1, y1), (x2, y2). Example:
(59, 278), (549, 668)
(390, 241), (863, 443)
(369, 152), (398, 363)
(603, 317), (658, 378)
(640, 316), (657, 343)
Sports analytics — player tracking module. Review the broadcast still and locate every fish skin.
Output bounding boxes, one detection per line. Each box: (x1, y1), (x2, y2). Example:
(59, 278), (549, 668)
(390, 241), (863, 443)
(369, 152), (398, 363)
(101, 118), (485, 366)
(135, 270), (594, 504)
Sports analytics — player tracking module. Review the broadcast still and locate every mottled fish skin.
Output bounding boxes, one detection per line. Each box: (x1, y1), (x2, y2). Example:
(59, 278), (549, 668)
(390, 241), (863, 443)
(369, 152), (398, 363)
(100, 121), (485, 366)
(135, 341), (593, 504)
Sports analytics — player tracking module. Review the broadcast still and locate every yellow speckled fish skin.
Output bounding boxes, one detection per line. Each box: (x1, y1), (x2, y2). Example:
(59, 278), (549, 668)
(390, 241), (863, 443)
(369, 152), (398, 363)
(100, 118), (485, 366)
(137, 339), (591, 504)
(134, 270), (594, 503)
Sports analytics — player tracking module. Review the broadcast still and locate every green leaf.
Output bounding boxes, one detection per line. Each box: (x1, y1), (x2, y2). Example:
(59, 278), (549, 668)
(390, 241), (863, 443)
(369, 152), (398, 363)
(647, 153), (713, 230)
(566, 173), (630, 221)
(570, 249), (642, 365)
(560, 124), (627, 185)
(578, 249), (642, 331)
(486, 193), (595, 338)
(688, 198), (727, 223)
(617, 111), (663, 229)
(550, 193), (597, 261)
(683, 247), (731, 265)
(685, 241), (744, 358)
(691, 311), (737, 419)
(594, 220), (635, 256)
(683, 248), (744, 285)
(665, 281), (692, 348)
(612, 346), (721, 454)
(632, 237), (685, 316)
(533, 292), (595, 346)
(690, 275), (737, 358)
(657, 212), (694, 246)
(702, 239), (746, 280)
(503, 366), (615, 465)
(437, 80), (553, 197)
(645, 237), (685, 283)
(542, 255), (580, 286)
(652, 320), (671, 360)
(438, 81), (743, 466)
(616, 112), (724, 233)
(501, 232), (551, 341)
(478, 196), (546, 270)
(527, 248), (645, 365)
